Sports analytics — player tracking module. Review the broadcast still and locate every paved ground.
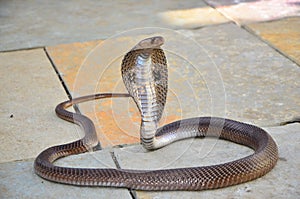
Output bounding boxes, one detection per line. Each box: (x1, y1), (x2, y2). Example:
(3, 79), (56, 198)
(0, 0), (299, 198)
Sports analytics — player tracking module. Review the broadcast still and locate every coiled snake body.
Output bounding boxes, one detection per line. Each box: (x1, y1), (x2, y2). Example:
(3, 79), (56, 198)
(34, 36), (278, 191)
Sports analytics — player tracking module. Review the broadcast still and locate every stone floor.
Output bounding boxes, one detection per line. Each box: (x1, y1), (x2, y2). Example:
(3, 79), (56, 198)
(0, 0), (299, 198)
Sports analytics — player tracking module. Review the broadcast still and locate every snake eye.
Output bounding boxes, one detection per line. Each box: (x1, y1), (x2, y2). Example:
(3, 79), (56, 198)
(153, 36), (164, 46)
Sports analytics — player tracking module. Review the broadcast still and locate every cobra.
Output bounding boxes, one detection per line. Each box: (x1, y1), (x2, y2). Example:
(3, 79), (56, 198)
(34, 36), (278, 191)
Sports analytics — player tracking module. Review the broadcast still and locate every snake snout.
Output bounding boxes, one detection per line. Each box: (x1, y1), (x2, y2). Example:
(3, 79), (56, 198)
(150, 36), (164, 46)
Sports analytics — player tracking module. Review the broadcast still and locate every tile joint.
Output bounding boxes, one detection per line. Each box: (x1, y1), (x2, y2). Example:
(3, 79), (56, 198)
(242, 25), (300, 67)
(43, 48), (72, 100)
(109, 151), (137, 199)
(43, 47), (81, 113)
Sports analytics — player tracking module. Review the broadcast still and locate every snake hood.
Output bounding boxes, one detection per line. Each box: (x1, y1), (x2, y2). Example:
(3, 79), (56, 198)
(121, 36), (168, 149)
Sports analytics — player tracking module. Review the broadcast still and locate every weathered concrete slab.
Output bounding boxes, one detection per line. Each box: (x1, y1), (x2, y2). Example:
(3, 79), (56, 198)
(113, 123), (300, 198)
(246, 17), (300, 66)
(46, 40), (139, 147)
(158, 6), (229, 28)
(0, 49), (131, 198)
(0, 149), (131, 199)
(0, 0), (228, 51)
(0, 49), (80, 163)
(180, 24), (300, 126)
(205, 0), (300, 24)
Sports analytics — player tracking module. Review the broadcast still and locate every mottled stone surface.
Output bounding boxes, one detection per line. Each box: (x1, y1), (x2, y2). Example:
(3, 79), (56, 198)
(0, 150), (131, 199)
(0, 49), (131, 198)
(113, 123), (300, 198)
(246, 17), (300, 65)
(205, 0), (300, 24)
(1, 1), (299, 198)
(46, 40), (140, 147)
(183, 24), (300, 126)
(0, 0), (228, 51)
(0, 49), (80, 163)
(158, 6), (229, 28)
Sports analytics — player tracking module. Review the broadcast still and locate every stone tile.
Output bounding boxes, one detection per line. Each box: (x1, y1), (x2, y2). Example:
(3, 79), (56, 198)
(0, 49), (131, 197)
(246, 17), (300, 65)
(158, 6), (229, 28)
(112, 123), (300, 198)
(0, 49), (83, 163)
(0, 0), (229, 51)
(205, 0), (300, 24)
(46, 40), (138, 147)
(180, 24), (300, 126)
(0, 149), (131, 199)
(45, 40), (101, 89)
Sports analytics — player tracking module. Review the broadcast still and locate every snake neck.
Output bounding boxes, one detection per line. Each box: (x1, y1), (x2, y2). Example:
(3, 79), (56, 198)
(134, 52), (161, 149)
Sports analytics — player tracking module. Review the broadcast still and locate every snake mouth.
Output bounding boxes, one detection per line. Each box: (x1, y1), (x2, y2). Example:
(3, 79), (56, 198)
(131, 36), (164, 50)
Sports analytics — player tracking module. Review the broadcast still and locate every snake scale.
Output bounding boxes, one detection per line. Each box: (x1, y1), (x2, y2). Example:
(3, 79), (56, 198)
(34, 36), (278, 191)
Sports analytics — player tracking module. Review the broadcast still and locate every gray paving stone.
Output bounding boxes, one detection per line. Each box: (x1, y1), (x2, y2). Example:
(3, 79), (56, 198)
(204, 0), (300, 24)
(0, 0), (229, 51)
(0, 49), (131, 197)
(245, 17), (300, 66)
(171, 24), (300, 126)
(0, 149), (131, 199)
(0, 49), (84, 163)
(113, 123), (300, 198)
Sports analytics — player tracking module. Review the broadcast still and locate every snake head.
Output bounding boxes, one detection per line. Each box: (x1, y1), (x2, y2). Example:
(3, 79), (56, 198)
(131, 36), (164, 51)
